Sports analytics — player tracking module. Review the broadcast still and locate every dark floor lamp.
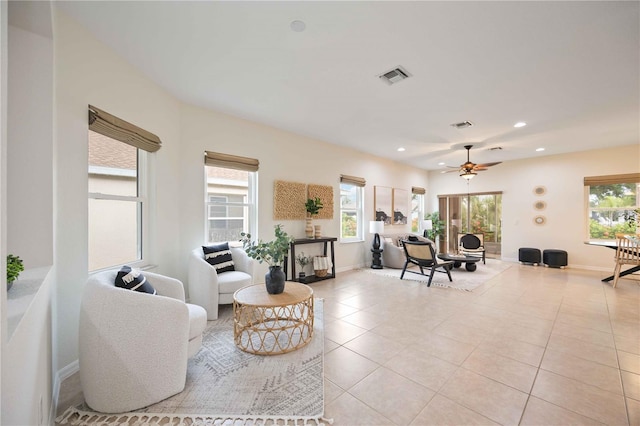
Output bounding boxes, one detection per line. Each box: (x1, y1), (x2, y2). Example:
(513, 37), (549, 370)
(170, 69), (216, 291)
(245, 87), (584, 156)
(369, 220), (384, 269)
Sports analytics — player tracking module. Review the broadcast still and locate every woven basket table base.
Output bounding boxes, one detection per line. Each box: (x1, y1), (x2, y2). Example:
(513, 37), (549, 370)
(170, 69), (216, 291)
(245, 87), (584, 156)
(233, 283), (314, 355)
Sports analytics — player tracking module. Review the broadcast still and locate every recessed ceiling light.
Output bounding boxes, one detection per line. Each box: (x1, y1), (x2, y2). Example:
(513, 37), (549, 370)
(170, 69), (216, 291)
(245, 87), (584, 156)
(438, 162), (445, 166)
(290, 20), (306, 32)
(536, 147), (545, 152)
(397, 147), (405, 152)
(514, 122), (527, 128)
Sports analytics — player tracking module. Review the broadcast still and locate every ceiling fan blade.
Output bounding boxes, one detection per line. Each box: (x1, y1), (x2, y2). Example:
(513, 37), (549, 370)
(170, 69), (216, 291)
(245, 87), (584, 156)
(474, 162), (502, 168)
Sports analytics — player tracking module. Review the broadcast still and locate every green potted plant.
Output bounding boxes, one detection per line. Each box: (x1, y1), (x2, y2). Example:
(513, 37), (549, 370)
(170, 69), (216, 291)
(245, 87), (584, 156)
(424, 212), (445, 241)
(240, 224), (294, 294)
(305, 197), (324, 238)
(7, 254), (24, 291)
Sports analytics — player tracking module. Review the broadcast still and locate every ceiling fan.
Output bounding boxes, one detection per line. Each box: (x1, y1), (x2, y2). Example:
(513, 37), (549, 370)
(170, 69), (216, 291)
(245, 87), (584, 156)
(445, 144), (502, 180)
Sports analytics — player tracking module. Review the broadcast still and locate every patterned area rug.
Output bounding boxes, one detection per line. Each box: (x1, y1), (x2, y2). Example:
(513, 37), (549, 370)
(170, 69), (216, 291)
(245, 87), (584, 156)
(57, 300), (326, 425)
(364, 259), (512, 291)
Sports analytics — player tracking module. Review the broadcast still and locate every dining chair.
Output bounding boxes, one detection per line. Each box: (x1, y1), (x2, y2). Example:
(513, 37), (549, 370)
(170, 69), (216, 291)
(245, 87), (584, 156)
(612, 233), (640, 288)
(458, 233), (486, 264)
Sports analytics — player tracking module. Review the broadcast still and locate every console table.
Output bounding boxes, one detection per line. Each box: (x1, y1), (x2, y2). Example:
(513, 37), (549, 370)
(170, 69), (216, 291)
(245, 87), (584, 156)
(285, 237), (337, 283)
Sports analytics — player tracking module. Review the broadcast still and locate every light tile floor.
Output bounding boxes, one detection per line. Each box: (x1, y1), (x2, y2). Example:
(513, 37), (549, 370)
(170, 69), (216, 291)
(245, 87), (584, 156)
(57, 261), (640, 425)
(314, 262), (639, 425)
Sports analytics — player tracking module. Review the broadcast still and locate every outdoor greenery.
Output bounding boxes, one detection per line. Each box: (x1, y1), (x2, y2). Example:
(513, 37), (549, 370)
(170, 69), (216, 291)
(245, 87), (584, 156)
(305, 197), (324, 216)
(588, 183), (638, 239)
(341, 212), (357, 238)
(7, 254), (24, 285)
(460, 194), (502, 242)
(424, 212), (445, 241)
(240, 224), (293, 267)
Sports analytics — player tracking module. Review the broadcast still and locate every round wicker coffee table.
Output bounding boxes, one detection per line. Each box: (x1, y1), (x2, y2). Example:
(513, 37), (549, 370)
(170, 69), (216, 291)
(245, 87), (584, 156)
(233, 282), (314, 355)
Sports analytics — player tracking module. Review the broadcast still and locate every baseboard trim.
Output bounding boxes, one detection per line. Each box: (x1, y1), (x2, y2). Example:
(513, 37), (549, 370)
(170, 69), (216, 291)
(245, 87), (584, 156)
(51, 360), (79, 425)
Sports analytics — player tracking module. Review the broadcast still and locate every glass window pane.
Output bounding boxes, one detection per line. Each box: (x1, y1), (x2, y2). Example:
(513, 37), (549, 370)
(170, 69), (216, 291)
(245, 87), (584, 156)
(340, 183), (363, 241)
(588, 183), (639, 239)
(341, 211), (357, 238)
(340, 184), (356, 209)
(205, 165), (254, 244)
(88, 198), (140, 270)
(88, 131), (137, 196)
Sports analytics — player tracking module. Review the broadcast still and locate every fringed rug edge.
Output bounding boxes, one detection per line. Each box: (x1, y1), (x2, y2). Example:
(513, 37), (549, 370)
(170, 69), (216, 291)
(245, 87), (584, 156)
(56, 405), (333, 426)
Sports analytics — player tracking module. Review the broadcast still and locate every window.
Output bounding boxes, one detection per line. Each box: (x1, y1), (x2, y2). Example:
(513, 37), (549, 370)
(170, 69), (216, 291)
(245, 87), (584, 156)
(438, 192), (502, 254)
(585, 174), (640, 239)
(204, 151), (258, 243)
(88, 131), (146, 271)
(411, 187), (426, 233)
(87, 106), (161, 272)
(205, 169), (256, 243)
(340, 175), (366, 242)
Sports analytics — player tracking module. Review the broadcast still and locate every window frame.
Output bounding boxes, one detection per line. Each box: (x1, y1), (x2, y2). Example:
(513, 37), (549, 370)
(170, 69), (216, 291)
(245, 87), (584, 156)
(88, 143), (149, 272)
(411, 193), (425, 233)
(584, 179), (639, 241)
(340, 182), (364, 243)
(204, 166), (257, 244)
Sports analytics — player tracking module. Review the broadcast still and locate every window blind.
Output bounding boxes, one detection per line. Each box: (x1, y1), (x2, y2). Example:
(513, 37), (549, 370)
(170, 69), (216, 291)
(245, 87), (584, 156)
(88, 105), (162, 152)
(584, 173), (640, 186)
(340, 174), (366, 187)
(412, 186), (426, 195)
(204, 151), (259, 172)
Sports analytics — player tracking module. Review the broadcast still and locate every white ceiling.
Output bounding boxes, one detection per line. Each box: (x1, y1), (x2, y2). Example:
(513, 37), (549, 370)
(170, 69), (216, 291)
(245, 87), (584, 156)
(56, 1), (639, 171)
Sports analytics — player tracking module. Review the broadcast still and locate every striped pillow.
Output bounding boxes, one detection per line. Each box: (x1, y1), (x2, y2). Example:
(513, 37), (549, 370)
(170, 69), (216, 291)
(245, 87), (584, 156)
(114, 266), (156, 295)
(203, 242), (235, 273)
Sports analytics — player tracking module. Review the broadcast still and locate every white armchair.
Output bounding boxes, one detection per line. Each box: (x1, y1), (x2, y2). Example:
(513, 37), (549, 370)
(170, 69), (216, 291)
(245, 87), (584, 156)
(188, 245), (254, 320)
(79, 270), (207, 413)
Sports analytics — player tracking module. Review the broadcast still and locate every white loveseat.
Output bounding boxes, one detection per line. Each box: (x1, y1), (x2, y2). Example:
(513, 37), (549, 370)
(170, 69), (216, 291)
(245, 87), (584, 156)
(79, 270), (207, 413)
(188, 245), (254, 320)
(380, 233), (434, 269)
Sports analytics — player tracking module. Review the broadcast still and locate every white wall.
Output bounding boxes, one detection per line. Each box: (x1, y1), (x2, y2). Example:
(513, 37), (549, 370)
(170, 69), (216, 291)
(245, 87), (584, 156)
(427, 144), (640, 270)
(178, 103), (430, 281)
(7, 25), (53, 269)
(53, 9), (183, 371)
(2, 5), (54, 424)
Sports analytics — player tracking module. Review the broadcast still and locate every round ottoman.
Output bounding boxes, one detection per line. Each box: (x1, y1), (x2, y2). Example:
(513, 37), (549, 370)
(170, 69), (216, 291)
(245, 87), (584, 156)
(518, 248), (541, 266)
(543, 249), (568, 269)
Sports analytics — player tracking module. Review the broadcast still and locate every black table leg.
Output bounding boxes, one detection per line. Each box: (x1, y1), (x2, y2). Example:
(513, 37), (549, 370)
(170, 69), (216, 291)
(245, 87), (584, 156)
(602, 265), (640, 282)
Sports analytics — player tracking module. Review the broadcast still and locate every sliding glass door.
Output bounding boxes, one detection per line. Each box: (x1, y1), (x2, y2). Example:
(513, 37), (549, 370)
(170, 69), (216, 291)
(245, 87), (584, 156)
(438, 192), (502, 256)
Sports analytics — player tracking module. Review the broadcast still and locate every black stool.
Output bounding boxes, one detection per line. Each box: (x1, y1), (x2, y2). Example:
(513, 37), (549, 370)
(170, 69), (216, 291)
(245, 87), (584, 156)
(543, 249), (568, 269)
(519, 248), (541, 266)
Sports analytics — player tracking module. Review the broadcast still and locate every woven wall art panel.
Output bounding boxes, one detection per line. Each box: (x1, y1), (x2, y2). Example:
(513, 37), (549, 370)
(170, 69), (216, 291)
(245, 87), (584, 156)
(308, 184), (334, 219)
(273, 180), (307, 220)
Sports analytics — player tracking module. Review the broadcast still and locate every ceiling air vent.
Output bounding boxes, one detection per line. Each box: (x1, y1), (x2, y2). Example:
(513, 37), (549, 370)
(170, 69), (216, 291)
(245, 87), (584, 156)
(450, 121), (474, 129)
(379, 66), (411, 85)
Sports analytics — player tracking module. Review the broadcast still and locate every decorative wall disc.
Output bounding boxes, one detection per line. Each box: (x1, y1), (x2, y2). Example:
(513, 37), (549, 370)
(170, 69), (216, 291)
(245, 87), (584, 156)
(533, 215), (546, 225)
(534, 201), (547, 210)
(533, 186), (546, 196)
